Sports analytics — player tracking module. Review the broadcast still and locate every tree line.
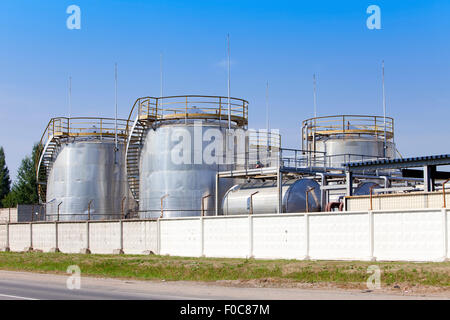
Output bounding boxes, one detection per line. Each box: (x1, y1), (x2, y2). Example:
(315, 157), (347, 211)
(0, 144), (39, 208)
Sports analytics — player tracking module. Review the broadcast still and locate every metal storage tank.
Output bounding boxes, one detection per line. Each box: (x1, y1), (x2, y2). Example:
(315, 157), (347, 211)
(222, 179), (321, 215)
(36, 117), (131, 221)
(302, 115), (396, 168)
(125, 95), (249, 218)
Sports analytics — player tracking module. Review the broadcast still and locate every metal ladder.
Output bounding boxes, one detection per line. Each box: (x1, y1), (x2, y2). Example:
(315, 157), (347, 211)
(125, 117), (149, 201)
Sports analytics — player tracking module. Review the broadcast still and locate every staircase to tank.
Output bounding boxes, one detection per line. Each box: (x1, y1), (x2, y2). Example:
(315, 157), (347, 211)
(36, 137), (61, 202)
(125, 118), (149, 201)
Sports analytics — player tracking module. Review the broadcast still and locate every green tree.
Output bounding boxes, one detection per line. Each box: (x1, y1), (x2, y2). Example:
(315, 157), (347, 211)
(1, 143), (40, 207)
(0, 146), (11, 207)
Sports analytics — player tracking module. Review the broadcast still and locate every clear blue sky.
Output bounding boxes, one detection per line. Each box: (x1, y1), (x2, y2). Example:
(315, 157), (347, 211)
(1, 0), (449, 181)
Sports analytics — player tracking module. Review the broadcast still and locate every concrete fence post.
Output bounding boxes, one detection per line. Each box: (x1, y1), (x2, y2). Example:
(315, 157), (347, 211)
(200, 216), (205, 257)
(3, 222), (10, 252)
(25, 222), (33, 252)
(80, 221), (91, 254)
(368, 211), (375, 261)
(157, 218), (161, 255)
(303, 214), (310, 260)
(113, 220), (124, 254)
(442, 208), (448, 261)
(248, 215), (254, 258)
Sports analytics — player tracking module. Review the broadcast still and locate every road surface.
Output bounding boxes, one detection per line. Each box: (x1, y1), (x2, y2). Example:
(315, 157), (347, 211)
(0, 270), (447, 300)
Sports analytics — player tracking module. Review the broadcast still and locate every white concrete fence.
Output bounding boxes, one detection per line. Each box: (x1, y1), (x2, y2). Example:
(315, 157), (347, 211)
(0, 208), (448, 262)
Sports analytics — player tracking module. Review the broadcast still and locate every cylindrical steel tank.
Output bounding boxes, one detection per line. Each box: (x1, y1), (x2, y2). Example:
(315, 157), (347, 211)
(222, 179), (321, 215)
(302, 115), (396, 168)
(133, 96), (250, 218)
(139, 120), (238, 218)
(46, 141), (128, 220)
(37, 117), (131, 221)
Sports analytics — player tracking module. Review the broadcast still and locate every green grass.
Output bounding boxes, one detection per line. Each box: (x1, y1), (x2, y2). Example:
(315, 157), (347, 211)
(0, 252), (449, 288)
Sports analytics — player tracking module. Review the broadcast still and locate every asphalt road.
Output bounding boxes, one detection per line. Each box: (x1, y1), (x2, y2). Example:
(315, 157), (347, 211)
(0, 270), (447, 300)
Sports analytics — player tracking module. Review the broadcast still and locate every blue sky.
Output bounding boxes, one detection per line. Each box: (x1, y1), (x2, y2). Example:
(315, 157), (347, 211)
(1, 0), (449, 181)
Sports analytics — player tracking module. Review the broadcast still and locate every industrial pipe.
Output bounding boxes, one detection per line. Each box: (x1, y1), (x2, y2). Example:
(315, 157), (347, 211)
(160, 194), (169, 218)
(443, 178), (450, 208)
(201, 194), (212, 217)
(57, 202), (63, 221)
(249, 191), (259, 215)
(305, 187), (315, 213)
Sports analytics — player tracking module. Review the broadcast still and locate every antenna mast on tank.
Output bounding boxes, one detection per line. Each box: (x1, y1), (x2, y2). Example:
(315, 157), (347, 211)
(313, 74), (317, 118)
(160, 52), (163, 98)
(114, 63), (118, 151)
(227, 34), (231, 131)
(266, 81), (270, 150)
(68, 76), (72, 119)
(382, 60), (387, 158)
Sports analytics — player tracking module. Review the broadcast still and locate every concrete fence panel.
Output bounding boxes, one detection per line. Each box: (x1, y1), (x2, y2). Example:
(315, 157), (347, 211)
(89, 222), (121, 254)
(160, 218), (201, 257)
(9, 224), (31, 252)
(373, 209), (444, 261)
(58, 222), (87, 253)
(122, 221), (158, 254)
(252, 215), (306, 259)
(309, 212), (371, 261)
(32, 223), (56, 252)
(203, 216), (249, 258)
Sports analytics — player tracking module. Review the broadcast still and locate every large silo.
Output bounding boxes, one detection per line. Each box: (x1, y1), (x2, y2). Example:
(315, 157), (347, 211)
(125, 95), (249, 218)
(36, 117), (131, 221)
(302, 115), (396, 168)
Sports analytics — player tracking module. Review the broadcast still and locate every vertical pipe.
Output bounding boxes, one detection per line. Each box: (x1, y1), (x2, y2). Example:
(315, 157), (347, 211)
(54, 221), (59, 253)
(277, 170), (282, 214)
(215, 173), (219, 216)
(346, 171), (353, 197)
(443, 178), (450, 208)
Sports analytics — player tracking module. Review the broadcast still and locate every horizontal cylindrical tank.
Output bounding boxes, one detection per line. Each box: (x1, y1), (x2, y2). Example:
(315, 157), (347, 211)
(46, 141), (129, 221)
(353, 182), (380, 196)
(222, 179), (321, 215)
(139, 120), (238, 218)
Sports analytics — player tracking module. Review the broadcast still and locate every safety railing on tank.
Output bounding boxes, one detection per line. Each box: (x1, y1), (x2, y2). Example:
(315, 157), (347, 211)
(38, 117), (130, 151)
(248, 130), (281, 150)
(127, 95), (249, 132)
(302, 115), (394, 147)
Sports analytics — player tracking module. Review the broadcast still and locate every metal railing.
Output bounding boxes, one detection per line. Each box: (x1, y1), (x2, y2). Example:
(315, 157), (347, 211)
(127, 95), (249, 132)
(302, 115), (394, 143)
(38, 117), (129, 148)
